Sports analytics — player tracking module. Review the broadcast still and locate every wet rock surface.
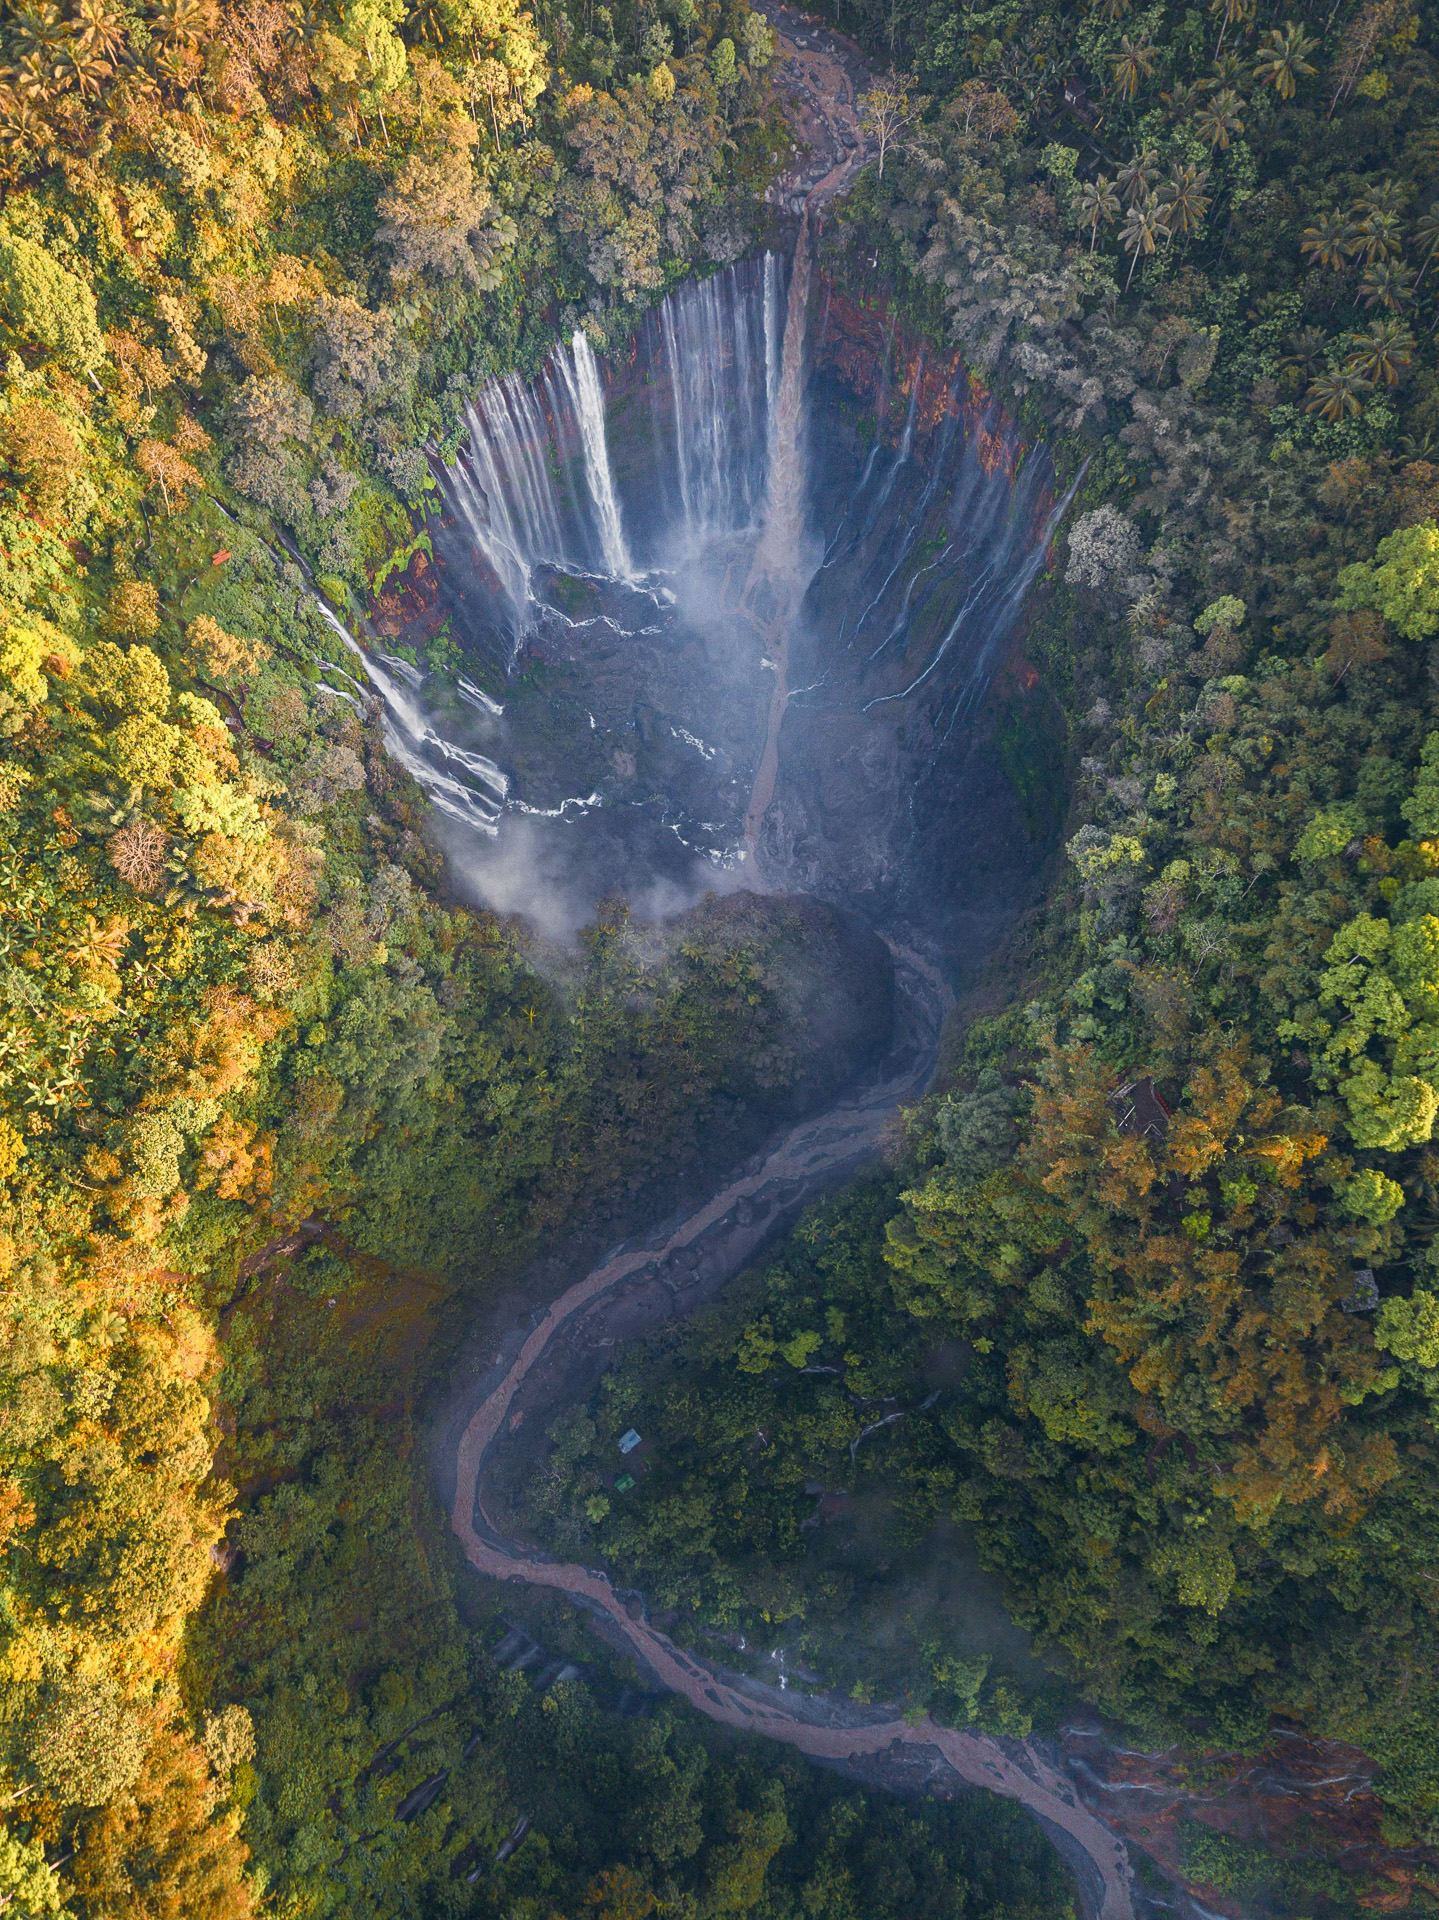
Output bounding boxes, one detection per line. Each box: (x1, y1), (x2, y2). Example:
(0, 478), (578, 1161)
(405, 267), (1062, 957)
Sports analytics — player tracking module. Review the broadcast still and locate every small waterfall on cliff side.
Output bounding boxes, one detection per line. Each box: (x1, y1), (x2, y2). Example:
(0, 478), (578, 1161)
(557, 332), (634, 583)
(310, 597), (509, 834)
(743, 217), (815, 849)
(656, 257), (785, 550)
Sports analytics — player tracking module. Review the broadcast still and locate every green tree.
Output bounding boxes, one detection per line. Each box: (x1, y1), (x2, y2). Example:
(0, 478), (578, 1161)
(0, 236), (103, 376)
(1337, 524), (1439, 641)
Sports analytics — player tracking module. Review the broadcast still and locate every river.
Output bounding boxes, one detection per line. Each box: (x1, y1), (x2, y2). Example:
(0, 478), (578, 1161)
(445, 941), (1140, 1920)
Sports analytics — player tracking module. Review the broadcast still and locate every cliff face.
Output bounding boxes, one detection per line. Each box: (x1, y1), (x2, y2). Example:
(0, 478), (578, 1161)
(375, 267), (1062, 961)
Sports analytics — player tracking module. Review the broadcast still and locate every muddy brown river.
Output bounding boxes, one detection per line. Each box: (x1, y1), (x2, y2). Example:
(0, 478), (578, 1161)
(448, 946), (1138, 1920)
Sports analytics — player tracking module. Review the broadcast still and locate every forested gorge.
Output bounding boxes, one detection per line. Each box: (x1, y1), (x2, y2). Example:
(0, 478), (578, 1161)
(514, 0), (1439, 1904)
(2, 0), (1439, 1903)
(0, 0), (1011, 1912)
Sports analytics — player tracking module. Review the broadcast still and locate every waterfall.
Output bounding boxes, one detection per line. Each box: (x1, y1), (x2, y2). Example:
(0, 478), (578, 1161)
(443, 257), (784, 620)
(743, 219), (815, 853)
(763, 252), (782, 419)
(310, 596), (508, 836)
(421, 240), (1081, 911)
(449, 374), (568, 626)
(446, 336), (634, 637)
(659, 260), (776, 546)
(755, 219), (811, 583)
(557, 331), (633, 581)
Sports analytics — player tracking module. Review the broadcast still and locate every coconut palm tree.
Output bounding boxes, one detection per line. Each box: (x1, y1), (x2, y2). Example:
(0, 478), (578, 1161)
(1116, 147), (1159, 205)
(1250, 22), (1315, 97)
(1193, 86), (1244, 149)
(1361, 259), (1415, 310)
(6, 48), (57, 101)
(1414, 206), (1439, 286)
(1352, 207), (1404, 263)
(1157, 162), (1211, 240)
(53, 35), (111, 96)
(0, 83), (52, 167)
(1357, 177), (1407, 218)
(1163, 78), (1211, 114)
(71, 0), (130, 65)
(1299, 211), (1354, 272)
(1278, 327), (1327, 381)
(1209, 0), (1254, 54)
(1344, 319), (1415, 386)
(1120, 197), (1163, 290)
(1305, 367), (1369, 421)
(5, 2), (65, 65)
(1112, 33), (1155, 100)
(1077, 174), (1121, 251)
(150, 0), (213, 53)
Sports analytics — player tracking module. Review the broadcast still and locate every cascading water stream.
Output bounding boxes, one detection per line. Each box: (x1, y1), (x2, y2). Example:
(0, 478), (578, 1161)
(310, 595), (509, 836)
(556, 331), (633, 582)
(743, 219), (814, 852)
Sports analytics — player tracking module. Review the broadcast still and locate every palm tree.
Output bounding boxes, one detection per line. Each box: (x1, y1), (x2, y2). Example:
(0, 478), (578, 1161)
(5, 3), (65, 63)
(1091, 0), (1132, 20)
(71, 0), (130, 65)
(7, 48), (58, 101)
(1344, 319), (1415, 386)
(1157, 162), (1210, 239)
(1163, 78), (1211, 114)
(1120, 197), (1163, 290)
(1077, 174), (1121, 251)
(0, 83), (52, 166)
(1250, 22), (1315, 97)
(1116, 147), (1159, 205)
(1361, 259), (1415, 310)
(1414, 207), (1439, 287)
(1305, 368), (1369, 421)
(1357, 177), (1407, 218)
(1299, 211), (1353, 272)
(1112, 33), (1155, 99)
(1352, 207), (1404, 263)
(1209, 0), (1254, 54)
(1278, 327), (1327, 380)
(1193, 87), (1244, 149)
(150, 0), (213, 52)
(52, 37), (111, 96)
(406, 0), (448, 41)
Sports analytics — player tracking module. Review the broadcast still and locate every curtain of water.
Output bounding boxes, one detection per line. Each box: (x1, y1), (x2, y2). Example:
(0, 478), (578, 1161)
(658, 260), (777, 546)
(556, 331), (634, 581)
(438, 251), (1075, 764)
(448, 374), (569, 624)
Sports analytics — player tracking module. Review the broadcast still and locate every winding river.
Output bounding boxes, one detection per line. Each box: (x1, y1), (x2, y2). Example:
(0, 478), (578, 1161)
(448, 945), (1137, 1920)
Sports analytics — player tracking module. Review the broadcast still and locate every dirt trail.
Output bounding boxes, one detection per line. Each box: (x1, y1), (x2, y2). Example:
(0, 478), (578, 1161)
(449, 953), (1137, 1920)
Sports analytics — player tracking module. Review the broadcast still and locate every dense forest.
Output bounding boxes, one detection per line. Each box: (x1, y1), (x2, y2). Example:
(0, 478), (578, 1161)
(0, 0), (1056, 1911)
(513, 0), (1439, 1898)
(3, 0), (1439, 1905)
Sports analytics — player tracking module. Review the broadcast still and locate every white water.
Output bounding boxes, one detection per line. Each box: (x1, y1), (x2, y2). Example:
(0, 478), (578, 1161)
(401, 251), (1077, 904)
(559, 331), (634, 582)
(311, 596), (508, 836)
(743, 219), (817, 850)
